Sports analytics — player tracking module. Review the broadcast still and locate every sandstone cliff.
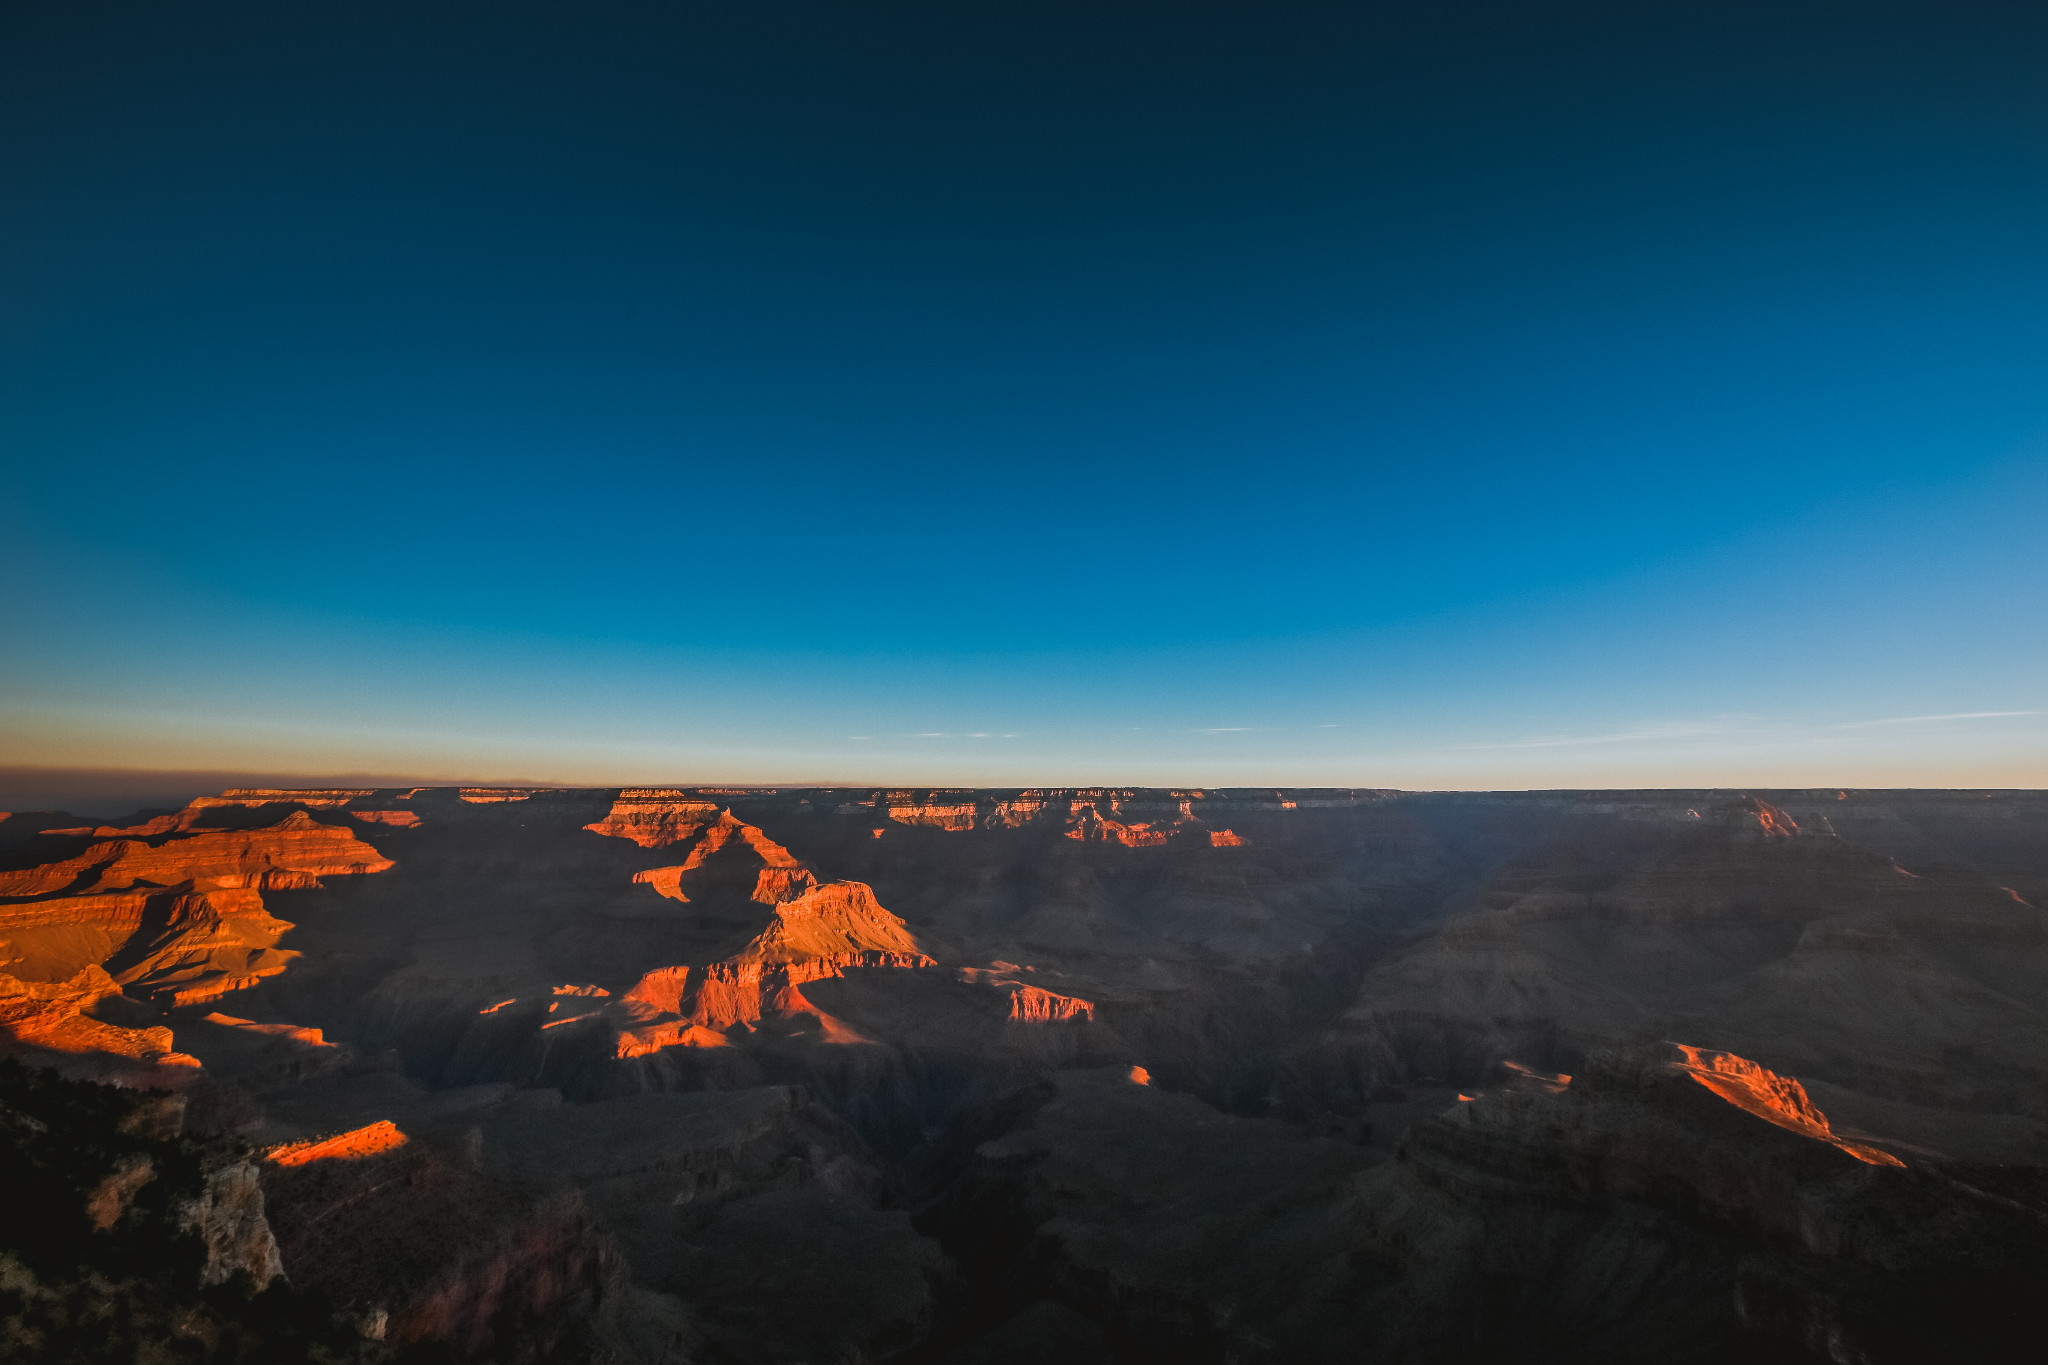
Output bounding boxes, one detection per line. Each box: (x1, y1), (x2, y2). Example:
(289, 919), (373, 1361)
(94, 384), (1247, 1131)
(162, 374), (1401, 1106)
(0, 810), (393, 1007)
(617, 873), (936, 1052)
(583, 789), (724, 847)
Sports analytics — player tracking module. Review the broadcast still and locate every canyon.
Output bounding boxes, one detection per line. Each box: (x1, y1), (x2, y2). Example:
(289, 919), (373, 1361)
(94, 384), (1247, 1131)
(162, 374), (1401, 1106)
(2, 785), (2044, 1362)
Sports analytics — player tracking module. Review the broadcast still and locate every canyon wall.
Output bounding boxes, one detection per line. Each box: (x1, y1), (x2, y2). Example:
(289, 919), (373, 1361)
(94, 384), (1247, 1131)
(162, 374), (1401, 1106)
(1, 785), (2044, 1361)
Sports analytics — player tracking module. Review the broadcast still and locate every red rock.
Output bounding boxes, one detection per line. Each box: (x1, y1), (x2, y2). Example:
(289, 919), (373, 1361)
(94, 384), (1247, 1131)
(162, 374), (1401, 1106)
(624, 966), (692, 1015)
(1709, 796), (1801, 838)
(617, 880), (933, 1051)
(676, 810), (805, 872)
(1065, 806), (1173, 847)
(752, 867), (820, 903)
(0, 810), (393, 898)
(626, 811), (818, 907)
(1008, 985), (1096, 1023)
(1665, 1044), (1903, 1166)
(1061, 796), (1222, 847)
(0, 811), (397, 1052)
(265, 1119), (409, 1166)
(885, 793), (980, 830)
(1500, 1060), (1571, 1093)
(199, 1012), (335, 1051)
(990, 794), (1056, 827)
(583, 789), (723, 847)
(743, 881), (933, 971)
(614, 1020), (730, 1057)
(0, 965), (200, 1077)
(51, 810), (206, 838)
(198, 788), (376, 808)
(632, 866), (690, 901)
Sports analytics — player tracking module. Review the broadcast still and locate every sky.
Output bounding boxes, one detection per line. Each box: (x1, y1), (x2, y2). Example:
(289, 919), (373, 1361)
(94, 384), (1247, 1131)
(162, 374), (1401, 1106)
(2, 0), (2045, 790)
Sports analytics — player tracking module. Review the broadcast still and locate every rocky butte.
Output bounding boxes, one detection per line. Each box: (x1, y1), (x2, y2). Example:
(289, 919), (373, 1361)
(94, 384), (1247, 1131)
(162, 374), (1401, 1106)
(1, 785), (2045, 1361)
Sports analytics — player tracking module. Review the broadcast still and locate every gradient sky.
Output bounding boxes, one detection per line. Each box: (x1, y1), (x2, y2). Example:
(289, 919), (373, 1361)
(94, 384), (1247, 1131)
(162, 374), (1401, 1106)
(3, 0), (2045, 788)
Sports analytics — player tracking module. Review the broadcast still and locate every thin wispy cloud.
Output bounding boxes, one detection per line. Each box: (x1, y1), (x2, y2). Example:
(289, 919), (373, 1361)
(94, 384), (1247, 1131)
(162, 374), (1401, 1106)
(1196, 727), (1249, 734)
(1838, 711), (2038, 729)
(1457, 721), (1734, 751)
(1455, 708), (2041, 754)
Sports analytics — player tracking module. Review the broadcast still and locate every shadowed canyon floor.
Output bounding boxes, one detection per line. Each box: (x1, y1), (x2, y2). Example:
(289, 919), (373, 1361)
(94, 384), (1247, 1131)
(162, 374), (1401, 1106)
(2, 786), (2045, 1362)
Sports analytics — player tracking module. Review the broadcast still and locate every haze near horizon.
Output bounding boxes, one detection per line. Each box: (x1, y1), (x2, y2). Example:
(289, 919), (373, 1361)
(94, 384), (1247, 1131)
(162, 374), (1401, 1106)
(3, 0), (2044, 788)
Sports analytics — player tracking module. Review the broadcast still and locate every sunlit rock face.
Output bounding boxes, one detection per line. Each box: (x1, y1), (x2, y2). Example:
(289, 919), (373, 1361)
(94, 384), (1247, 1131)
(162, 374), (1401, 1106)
(884, 791), (980, 830)
(0, 809), (392, 899)
(265, 1118), (410, 1166)
(0, 807), (396, 1078)
(614, 807), (818, 906)
(1662, 1042), (1903, 1165)
(582, 789), (723, 847)
(0, 966), (200, 1083)
(1007, 982), (1095, 1023)
(832, 787), (1260, 845)
(351, 809), (422, 827)
(586, 810), (936, 1052)
(1, 786), (2045, 1361)
(616, 876), (935, 1043)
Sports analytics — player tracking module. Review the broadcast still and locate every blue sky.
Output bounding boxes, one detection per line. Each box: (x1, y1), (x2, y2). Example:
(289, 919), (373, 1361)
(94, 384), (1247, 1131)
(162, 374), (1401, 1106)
(3, 0), (2044, 787)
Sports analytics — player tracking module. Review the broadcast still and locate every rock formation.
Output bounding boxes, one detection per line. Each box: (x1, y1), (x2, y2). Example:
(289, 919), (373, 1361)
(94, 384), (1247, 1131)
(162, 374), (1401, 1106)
(0, 965), (200, 1082)
(1007, 983), (1096, 1023)
(0, 1057), (339, 1355)
(614, 807), (821, 905)
(0, 809), (396, 1073)
(260, 1124), (630, 1360)
(266, 1119), (411, 1166)
(616, 856), (934, 1051)
(583, 789), (723, 847)
(350, 809), (422, 827)
(176, 1160), (288, 1286)
(884, 791), (981, 830)
(1662, 1042), (1903, 1165)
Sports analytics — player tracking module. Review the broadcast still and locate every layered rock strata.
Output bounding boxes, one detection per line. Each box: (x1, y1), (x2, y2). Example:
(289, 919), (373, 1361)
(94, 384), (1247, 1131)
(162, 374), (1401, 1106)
(0, 810), (397, 1081)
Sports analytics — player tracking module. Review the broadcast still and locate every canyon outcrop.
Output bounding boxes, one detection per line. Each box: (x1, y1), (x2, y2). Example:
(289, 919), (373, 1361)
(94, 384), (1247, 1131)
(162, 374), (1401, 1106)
(1, 786), (2044, 1361)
